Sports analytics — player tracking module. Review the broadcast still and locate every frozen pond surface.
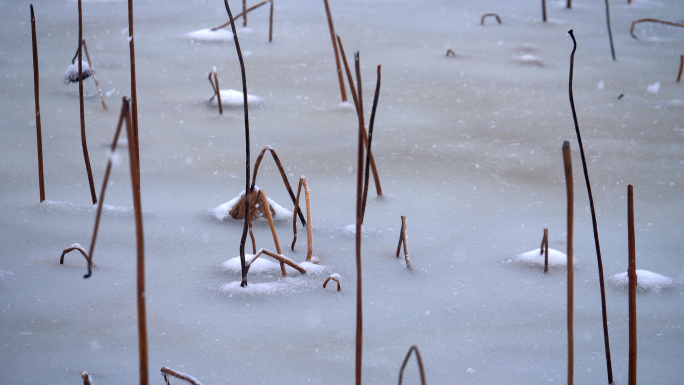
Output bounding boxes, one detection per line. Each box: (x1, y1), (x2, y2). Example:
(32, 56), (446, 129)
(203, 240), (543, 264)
(1, 0), (683, 383)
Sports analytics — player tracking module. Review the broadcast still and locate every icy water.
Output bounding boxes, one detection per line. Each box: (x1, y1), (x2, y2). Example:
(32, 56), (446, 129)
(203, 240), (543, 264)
(1, 0), (683, 384)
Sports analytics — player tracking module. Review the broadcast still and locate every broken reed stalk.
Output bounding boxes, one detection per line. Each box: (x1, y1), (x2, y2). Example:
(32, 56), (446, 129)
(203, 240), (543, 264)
(246, 248), (306, 276)
(30, 4), (45, 202)
(60, 244), (89, 265)
(322, 0), (347, 102)
(223, 0), (251, 288)
(211, 0), (271, 31)
(251, 146), (306, 225)
(541, 0), (547, 22)
(161, 367), (203, 385)
(562, 141), (574, 385)
(627, 184), (637, 385)
(446, 49), (456, 57)
(630, 19), (684, 39)
(81, 371), (93, 385)
(480, 13), (502, 25)
(213, 68), (223, 114)
(541, 228), (549, 273)
(79, 97), (131, 278)
(336, 36), (382, 197)
(677, 55), (683, 82)
(257, 188), (287, 276)
(567, 29), (613, 385)
(604, 0), (616, 61)
(291, 177), (313, 262)
(128, 0), (140, 183)
(323, 275), (341, 291)
(395, 216), (412, 268)
(398, 345), (426, 385)
(361, 65), (382, 224)
(78, 0), (97, 205)
(81, 40), (108, 110)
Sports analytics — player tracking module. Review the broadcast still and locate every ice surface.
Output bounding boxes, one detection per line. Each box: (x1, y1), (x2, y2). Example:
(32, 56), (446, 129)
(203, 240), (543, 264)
(608, 269), (676, 291)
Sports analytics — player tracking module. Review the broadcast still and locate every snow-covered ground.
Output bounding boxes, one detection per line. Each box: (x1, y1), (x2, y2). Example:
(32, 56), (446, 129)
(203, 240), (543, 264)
(1, 0), (683, 384)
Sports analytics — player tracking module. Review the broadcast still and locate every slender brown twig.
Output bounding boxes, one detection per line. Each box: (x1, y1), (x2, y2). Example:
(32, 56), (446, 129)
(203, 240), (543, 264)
(291, 177), (313, 262)
(30, 5), (45, 202)
(211, 0), (271, 31)
(398, 345), (426, 385)
(323, 0), (347, 102)
(60, 244), (90, 265)
(446, 49), (456, 57)
(480, 13), (502, 25)
(78, 0), (97, 205)
(161, 367), (203, 385)
(128, 0), (140, 182)
(361, 65), (381, 223)
(567, 29), (613, 384)
(630, 19), (684, 39)
(223, 0), (251, 288)
(627, 184), (637, 385)
(541, 0), (547, 22)
(677, 55), (683, 82)
(562, 141), (573, 385)
(258, 188), (286, 276)
(323, 275), (341, 291)
(242, 0), (247, 27)
(213, 68), (223, 114)
(245, 248), (306, 276)
(541, 228), (549, 273)
(81, 40), (108, 110)
(269, 0), (273, 43)
(395, 216), (412, 269)
(604, 0), (616, 61)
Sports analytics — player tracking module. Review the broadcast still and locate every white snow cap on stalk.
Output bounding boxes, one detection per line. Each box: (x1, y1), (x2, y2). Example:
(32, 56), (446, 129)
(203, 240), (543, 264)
(608, 270), (675, 291)
(63, 61), (91, 84)
(508, 248), (569, 268)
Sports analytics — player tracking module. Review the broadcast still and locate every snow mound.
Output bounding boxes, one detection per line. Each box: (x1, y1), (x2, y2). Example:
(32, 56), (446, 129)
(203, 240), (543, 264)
(185, 28), (233, 42)
(221, 278), (317, 297)
(222, 255), (281, 275)
(211, 189), (292, 221)
(508, 248), (569, 267)
(209, 89), (263, 107)
(608, 270), (675, 291)
(512, 55), (545, 67)
(63, 61), (91, 84)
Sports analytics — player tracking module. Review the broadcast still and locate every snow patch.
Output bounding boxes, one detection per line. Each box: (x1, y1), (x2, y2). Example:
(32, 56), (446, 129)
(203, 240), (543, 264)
(211, 189), (292, 221)
(647, 82), (660, 94)
(185, 28), (233, 42)
(507, 248), (569, 267)
(512, 55), (545, 67)
(608, 270), (675, 291)
(209, 89), (263, 107)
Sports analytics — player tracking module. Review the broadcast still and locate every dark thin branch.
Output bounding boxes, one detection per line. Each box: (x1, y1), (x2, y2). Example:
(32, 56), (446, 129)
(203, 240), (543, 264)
(604, 0), (616, 61)
(78, 0), (97, 205)
(30, 4), (45, 202)
(398, 345), (426, 385)
(361, 65), (381, 223)
(562, 141), (574, 385)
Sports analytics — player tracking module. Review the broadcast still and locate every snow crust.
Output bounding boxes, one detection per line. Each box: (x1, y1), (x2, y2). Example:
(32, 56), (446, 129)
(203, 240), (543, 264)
(508, 248), (569, 267)
(608, 270), (675, 291)
(209, 89), (263, 107)
(211, 189), (292, 221)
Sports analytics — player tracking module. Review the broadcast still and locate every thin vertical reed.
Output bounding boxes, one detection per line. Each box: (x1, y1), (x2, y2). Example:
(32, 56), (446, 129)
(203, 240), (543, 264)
(677, 55), (683, 82)
(567, 29), (613, 384)
(562, 141), (573, 385)
(258, 189), (286, 276)
(361, 65), (381, 222)
(214, 68), (223, 115)
(542, 228), (549, 273)
(323, 0), (347, 102)
(542, 0), (547, 22)
(604, 0), (616, 61)
(128, 0), (140, 180)
(223, 0), (251, 288)
(567, 0), (571, 9)
(78, 0), (97, 205)
(269, 0), (273, 42)
(81, 40), (108, 110)
(628, 184), (637, 385)
(30, 5), (45, 202)
(243, 0), (247, 27)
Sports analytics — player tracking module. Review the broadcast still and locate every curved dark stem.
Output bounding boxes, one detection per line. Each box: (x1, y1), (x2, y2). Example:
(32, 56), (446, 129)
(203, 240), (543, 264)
(398, 345), (426, 385)
(71, 40), (83, 64)
(361, 65), (381, 223)
(604, 0), (616, 61)
(223, 0), (250, 288)
(567, 29), (613, 385)
(251, 146), (306, 226)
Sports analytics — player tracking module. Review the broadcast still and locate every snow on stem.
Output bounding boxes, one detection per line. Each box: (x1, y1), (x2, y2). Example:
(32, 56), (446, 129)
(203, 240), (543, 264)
(322, 0), (346, 102)
(630, 19), (684, 40)
(627, 185), (637, 385)
(398, 345), (426, 385)
(30, 4), (45, 202)
(161, 367), (203, 385)
(291, 177), (313, 262)
(395, 216), (412, 269)
(78, 0), (97, 205)
(567, 29), (613, 384)
(480, 13), (502, 25)
(562, 141), (574, 385)
(540, 228), (549, 273)
(60, 244), (90, 266)
(323, 275), (341, 291)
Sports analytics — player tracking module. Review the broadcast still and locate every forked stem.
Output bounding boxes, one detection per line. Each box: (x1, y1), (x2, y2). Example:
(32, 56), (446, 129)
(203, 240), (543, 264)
(398, 345), (426, 385)
(361, 65), (382, 223)
(291, 177), (313, 262)
(395, 216), (412, 269)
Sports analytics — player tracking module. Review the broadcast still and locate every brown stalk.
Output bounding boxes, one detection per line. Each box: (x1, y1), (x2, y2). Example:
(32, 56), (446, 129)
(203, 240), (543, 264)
(323, 276), (341, 291)
(361, 65), (381, 223)
(81, 371), (93, 385)
(336, 36), (382, 197)
(567, 0), (571, 9)
(258, 188), (286, 276)
(630, 19), (684, 39)
(213, 68), (223, 115)
(78, 0), (97, 205)
(211, 0), (271, 31)
(246, 248), (306, 276)
(269, 0), (273, 43)
(541, 228), (549, 273)
(677, 55), (683, 82)
(242, 0), (247, 27)
(562, 141), (573, 385)
(395, 216), (412, 269)
(161, 367), (203, 385)
(398, 345), (426, 385)
(446, 49), (456, 57)
(480, 13), (502, 25)
(291, 177), (313, 262)
(81, 40), (108, 110)
(60, 244), (90, 265)
(542, 0), (546, 22)
(628, 184), (637, 385)
(30, 5), (45, 202)
(128, 0), (140, 183)
(604, 0), (616, 61)
(322, 0), (347, 102)
(251, 146), (306, 225)
(223, 0), (250, 288)
(567, 29), (613, 384)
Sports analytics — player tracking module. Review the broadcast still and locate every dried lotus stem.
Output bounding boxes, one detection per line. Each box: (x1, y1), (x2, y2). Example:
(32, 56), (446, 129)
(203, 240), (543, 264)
(60, 244), (90, 265)
(361, 65), (381, 224)
(563, 140), (574, 385)
(628, 184), (637, 385)
(446, 49), (456, 57)
(30, 5), (45, 203)
(78, 0), (97, 205)
(677, 55), (683, 82)
(322, 0), (347, 102)
(291, 177), (313, 262)
(81, 371), (93, 385)
(630, 19), (684, 39)
(161, 367), (203, 385)
(396, 216), (411, 268)
(398, 345), (426, 385)
(246, 248), (306, 276)
(213, 68), (223, 114)
(258, 188), (286, 276)
(480, 13), (502, 25)
(541, 228), (549, 273)
(323, 275), (341, 291)
(252, 146), (306, 225)
(542, 0), (547, 22)
(269, 0), (273, 43)
(81, 40), (107, 110)
(211, 0), (271, 31)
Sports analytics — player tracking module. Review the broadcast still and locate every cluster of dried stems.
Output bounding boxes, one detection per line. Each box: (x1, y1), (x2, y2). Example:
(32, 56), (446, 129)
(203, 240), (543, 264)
(630, 18), (684, 40)
(71, 40), (108, 110)
(540, 228), (549, 273)
(396, 216), (412, 269)
(480, 13), (502, 25)
(208, 68), (223, 114)
(211, 0), (274, 42)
